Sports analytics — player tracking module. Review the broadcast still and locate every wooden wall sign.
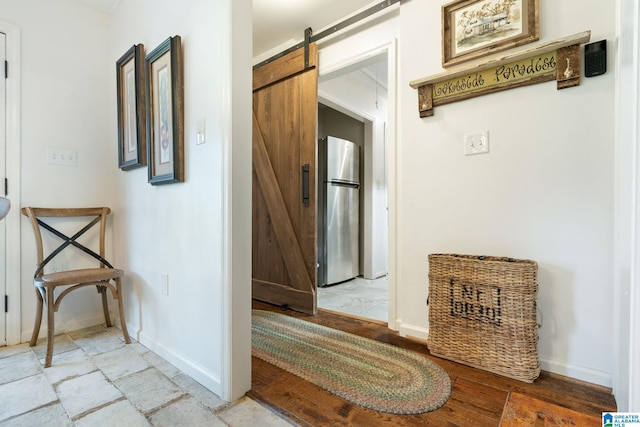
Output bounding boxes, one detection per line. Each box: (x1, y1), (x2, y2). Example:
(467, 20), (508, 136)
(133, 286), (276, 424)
(410, 31), (591, 117)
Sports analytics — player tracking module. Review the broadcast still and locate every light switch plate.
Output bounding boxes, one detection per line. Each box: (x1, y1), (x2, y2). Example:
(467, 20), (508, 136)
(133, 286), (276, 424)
(160, 273), (169, 296)
(196, 117), (206, 145)
(47, 148), (77, 166)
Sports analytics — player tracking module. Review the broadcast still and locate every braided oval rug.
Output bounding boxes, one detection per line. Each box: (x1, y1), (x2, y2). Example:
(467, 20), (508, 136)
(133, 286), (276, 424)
(251, 309), (451, 414)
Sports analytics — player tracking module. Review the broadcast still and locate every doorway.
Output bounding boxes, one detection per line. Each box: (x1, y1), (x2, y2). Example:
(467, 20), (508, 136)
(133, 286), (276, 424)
(251, 40), (397, 328)
(1, 20), (22, 347)
(316, 52), (390, 323)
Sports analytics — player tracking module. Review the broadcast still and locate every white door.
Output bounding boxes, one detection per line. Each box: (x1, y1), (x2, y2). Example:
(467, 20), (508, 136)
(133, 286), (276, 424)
(0, 32), (6, 345)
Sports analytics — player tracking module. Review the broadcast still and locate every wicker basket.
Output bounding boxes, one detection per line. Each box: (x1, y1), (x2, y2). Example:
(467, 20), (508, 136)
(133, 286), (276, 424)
(427, 254), (540, 382)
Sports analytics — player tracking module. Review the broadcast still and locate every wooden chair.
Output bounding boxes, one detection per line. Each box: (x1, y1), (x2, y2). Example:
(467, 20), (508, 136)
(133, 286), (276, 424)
(21, 207), (131, 367)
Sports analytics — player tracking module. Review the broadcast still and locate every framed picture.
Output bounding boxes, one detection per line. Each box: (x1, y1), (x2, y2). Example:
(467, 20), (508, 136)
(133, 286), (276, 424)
(442, 0), (539, 67)
(145, 35), (184, 185)
(116, 44), (146, 170)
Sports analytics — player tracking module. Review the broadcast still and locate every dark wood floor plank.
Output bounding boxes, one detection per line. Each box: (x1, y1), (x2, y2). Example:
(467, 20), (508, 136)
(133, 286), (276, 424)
(499, 392), (602, 426)
(450, 377), (507, 419)
(251, 300), (617, 426)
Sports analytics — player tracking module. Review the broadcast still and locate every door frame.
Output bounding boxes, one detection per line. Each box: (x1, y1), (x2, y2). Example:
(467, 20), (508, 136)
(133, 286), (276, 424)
(318, 40), (398, 330)
(0, 31), (6, 346)
(614, 0), (640, 410)
(0, 20), (21, 346)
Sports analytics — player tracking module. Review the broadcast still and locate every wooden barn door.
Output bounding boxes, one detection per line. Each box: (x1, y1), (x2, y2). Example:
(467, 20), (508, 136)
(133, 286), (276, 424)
(252, 44), (318, 314)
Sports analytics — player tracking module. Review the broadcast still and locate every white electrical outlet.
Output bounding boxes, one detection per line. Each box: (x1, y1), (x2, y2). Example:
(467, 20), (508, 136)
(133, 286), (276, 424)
(464, 131), (489, 155)
(161, 274), (169, 296)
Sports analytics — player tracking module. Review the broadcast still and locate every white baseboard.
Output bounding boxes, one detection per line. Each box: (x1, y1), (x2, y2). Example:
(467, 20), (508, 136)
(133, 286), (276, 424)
(397, 321), (428, 341)
(138, 331), (223, 397)
(21, 309), (223, 396)
(396, 321), (613, 388)
(20, 312), (106, 343)
(540, 357), (613, 388)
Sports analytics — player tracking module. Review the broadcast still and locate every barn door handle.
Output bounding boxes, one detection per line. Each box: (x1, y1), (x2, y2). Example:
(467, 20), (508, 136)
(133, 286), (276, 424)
(302, 164), (310, 206)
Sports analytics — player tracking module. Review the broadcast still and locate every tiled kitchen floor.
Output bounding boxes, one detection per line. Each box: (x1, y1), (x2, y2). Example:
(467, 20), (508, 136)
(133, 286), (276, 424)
(0, 325), (293, 426)
(318, 275), (388, 323)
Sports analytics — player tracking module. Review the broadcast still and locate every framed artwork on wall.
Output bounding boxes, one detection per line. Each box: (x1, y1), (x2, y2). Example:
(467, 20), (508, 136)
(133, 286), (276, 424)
(145, 35), (184, 185)
(442, 0), (539, 67)
(116, 44), (146, 170)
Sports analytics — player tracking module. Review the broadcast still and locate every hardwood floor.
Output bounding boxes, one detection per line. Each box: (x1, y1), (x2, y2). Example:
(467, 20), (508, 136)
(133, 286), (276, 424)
(250, 300), (617, 426)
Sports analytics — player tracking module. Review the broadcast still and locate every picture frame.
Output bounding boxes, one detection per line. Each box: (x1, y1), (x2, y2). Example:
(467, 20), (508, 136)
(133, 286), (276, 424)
(442, 0), (539, 67)
(145, 35), (184, 185)
(116, 44), (146, 170)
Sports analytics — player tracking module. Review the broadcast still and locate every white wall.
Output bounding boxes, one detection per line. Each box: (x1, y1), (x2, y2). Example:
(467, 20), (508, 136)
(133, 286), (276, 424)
(6, 0), (252, 401)
(400, 1), (615, 386)
(306, 0), (617, 387)
(108, 0), (251, 399)
(4, 0), (114, 338)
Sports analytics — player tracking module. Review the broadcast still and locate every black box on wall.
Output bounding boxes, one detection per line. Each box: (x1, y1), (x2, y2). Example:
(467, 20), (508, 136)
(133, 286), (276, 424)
(585, 40), (607, 77)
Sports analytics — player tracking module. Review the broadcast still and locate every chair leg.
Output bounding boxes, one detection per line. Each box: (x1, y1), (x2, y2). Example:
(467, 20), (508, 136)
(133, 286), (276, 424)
(29, 288), (44, 347)
(99, 285), (112, 327)
(45, 288), (55, 368)
(115, 278), (131, 344)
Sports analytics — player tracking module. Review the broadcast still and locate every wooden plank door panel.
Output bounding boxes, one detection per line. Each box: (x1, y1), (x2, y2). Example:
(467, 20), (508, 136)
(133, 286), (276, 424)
(252, 44), (318, 314)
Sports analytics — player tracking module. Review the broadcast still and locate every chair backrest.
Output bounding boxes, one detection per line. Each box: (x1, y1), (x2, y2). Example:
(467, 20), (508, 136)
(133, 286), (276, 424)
(21, 207), (114, 277)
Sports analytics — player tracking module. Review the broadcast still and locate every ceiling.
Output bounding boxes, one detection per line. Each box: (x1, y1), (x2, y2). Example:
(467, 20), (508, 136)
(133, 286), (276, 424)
(75, 0), (380, 59)
(253, 0), (388, 92)
(76, 0), (387, 86)
(76, 0), (120, 14)
(253, 0), (376, 58)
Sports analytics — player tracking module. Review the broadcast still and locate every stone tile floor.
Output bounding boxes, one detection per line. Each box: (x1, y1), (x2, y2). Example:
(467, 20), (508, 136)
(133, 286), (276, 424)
(0, 325), (294, 426)
(318, 275), (388, 323)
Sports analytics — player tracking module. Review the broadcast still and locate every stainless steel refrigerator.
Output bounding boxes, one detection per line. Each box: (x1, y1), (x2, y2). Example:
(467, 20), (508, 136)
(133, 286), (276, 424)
(318, 136), (360, 287)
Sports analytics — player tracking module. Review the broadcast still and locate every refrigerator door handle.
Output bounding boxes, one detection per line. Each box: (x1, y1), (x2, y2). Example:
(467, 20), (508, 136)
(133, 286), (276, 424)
(330, 180), (360, 189)
(302, 163), (310, 206)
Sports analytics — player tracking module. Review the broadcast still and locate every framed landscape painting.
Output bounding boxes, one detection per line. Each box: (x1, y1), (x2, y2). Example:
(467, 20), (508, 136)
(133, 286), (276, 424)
(442, 0), (539, 67)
